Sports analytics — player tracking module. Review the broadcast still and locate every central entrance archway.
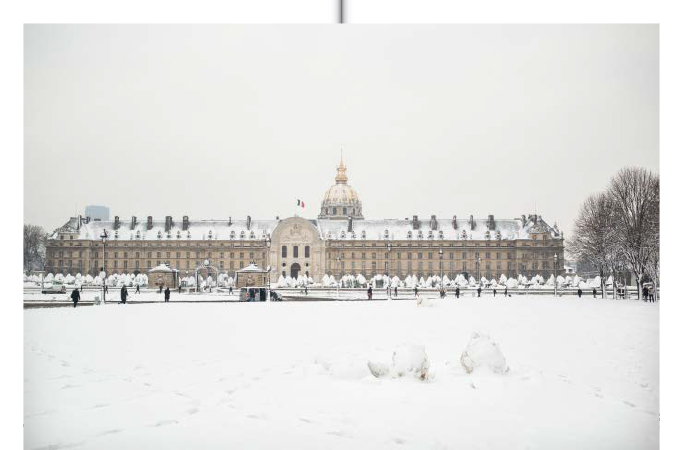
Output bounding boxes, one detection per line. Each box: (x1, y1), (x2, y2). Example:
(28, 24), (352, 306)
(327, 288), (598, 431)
(290, 263), (301, 279)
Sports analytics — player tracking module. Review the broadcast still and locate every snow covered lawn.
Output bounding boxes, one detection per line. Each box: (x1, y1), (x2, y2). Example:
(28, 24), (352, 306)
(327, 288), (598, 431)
(24, 296), (659, 450)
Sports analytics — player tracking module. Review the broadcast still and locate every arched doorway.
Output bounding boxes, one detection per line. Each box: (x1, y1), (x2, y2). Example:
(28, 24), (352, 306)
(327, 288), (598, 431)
(290, 263), (301, 279)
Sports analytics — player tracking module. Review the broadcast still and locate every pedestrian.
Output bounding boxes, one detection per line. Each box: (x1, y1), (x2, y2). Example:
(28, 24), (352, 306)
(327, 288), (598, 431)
(593, 288), (597, 298)
(135, 284), (140, 294)
(70, 287), (80, 308)
(504, 286), (508, 297)
(414, 287), (418, 298)
(305, 285), (308, 295)
(493, 288), (497, 297)
(394, 286), (398, 297)
(178, 284), (181, 294)
(105, 285), (108, 294)
(642, 286), (648, 302)
(164, 286), (170, 302)
(229, 286), (233, 295)
(578, 288), (583, 298)
(159, 285), (163, 294)
(440, 288), (445, 299)
(477, 286), (481, 298)
(455, 286), (460, 299)
(120, 285), (128, 304)
(367, 286), (373, 300)
(80, 284), (83, 293)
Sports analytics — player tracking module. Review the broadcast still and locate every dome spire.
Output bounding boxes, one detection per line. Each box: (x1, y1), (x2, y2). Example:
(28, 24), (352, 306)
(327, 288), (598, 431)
(335, 148), (348, 184)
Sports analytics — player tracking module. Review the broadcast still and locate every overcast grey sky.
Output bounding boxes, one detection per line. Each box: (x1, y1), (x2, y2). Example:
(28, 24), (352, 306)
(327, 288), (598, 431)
(24, 24), (658, 235)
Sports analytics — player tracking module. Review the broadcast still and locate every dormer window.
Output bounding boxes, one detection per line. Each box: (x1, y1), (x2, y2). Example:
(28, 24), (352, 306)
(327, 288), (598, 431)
(461, 230), (467, 239)
(230, 230), (236, 239)
(496, 230), (502, 240)
(157, 231), (162, 239)
(186, 231), (191, 239)
(341, 230), (346, 238)
(361, 230), (366, 239)
(249, 231), (255, 239)
(176, 230), (181, 239)
(438, 230), (444, 239)
(417, 230), (423, 239)
(240, 231), (245, 239)
(407, 230), (412, 239)
(351, 231), (356, 239)
(485, 231), (491, 240)
(384, 229), (389, 239)
(428, 230), (434, 239)
(136, 230), (141, 239)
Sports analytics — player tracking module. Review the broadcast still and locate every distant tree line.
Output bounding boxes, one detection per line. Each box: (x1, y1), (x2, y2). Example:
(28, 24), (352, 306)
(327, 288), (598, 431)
(567, 167), (659, 300)
(24, 224), (47, 272)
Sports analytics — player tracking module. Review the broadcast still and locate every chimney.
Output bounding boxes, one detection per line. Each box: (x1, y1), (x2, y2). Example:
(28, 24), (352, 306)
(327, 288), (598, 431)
(147, 216), (153, 230)
(182, 215), (189, 231)
(246, 215), (251, 230)
(452, 215), (457, 229)
(347, 216), (353, 232)
(488, 214), (495, 230)
(130, 216), (137, 229)
(469, 215), (475, 230)
(228, 216), (232, 226)
(412, 215), (419, 230)
(430, 215), (437, 231)
(165, 216), (172, 232)
(114, 216), (120, 230)
(77, 215), (82, 230)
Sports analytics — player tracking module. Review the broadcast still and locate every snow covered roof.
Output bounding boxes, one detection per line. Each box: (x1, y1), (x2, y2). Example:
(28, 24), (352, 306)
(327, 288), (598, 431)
(148, 263), (177, 273)
(236, 263), (268, 273)
(50, 214), (560, 242)
(50, 217), (278, 241)
(315, 216), (560, 241)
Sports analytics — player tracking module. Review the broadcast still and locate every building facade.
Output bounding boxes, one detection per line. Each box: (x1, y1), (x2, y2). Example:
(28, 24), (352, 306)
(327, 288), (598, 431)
(46, 159), (565, 282)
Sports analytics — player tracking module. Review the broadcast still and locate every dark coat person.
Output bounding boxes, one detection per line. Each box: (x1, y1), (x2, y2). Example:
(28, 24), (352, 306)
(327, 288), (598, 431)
(70, 288), (80, 308)
(164, 287), (170, 302)
(394, 287), (398, 297)
(493, 288), (497, 297)
(504, 287), (508, 297)
(578, 288), (583, 298)
(135, 284), (140, 294)
(120, 286), (128, 304)
(593, 288), (597, 298)
(455, 286), (460, 298)
(414, 287), (418, 297)
(477, 287), (482, 297)
(367, 286), (373, 300)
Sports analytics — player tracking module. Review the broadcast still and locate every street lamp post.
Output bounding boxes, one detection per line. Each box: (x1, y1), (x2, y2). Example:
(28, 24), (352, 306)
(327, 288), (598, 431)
(266, 235), (272, 301)
(100, 229), (109, 303)
(336, 256), (341, 297)
(477, 256), (481, 286)
(553, 253), (558, 297)
(387, 243), (392, 298)
(439, 248), (444, 291)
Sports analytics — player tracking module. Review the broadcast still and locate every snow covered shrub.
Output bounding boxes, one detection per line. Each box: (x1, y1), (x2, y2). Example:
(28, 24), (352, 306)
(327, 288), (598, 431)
(368, 344), (431, 381)
(460, 333), (509, 375)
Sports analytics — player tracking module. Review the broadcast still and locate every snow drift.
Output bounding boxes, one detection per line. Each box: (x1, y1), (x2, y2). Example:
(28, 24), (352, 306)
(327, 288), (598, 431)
(460, 333), (509, 374)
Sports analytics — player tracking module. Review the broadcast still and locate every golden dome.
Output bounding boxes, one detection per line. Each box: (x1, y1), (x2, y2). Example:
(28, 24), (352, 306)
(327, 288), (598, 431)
(319, 154), (364, 220)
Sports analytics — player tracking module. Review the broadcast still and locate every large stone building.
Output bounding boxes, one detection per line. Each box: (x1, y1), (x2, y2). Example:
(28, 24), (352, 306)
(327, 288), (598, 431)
(46, 158), (565, 282)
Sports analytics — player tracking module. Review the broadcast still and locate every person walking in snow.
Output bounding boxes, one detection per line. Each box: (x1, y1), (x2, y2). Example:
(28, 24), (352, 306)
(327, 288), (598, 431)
(414, 287), (418, 298)
(455, 286), (460, 299)
(477, 286), (482, 297)
(493, 288), (497, 297)
(135, 284), (140, 294)
(70, 287), (80, 308)
(593, 288), (597, 298)
(119, 285), (128, 304)
(504, 286), (508, 297)
(394, 286), (398, 297)
(229, 286), (233, 295)
(367, 286), (373, 300)
(164, 286), (170, 302)
(577, 288), (583, 298)
(305, 285), (308, 295)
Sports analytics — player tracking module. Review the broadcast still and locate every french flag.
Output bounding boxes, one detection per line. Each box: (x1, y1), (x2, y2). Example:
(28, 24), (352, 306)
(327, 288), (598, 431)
(297, 199), (305, 208)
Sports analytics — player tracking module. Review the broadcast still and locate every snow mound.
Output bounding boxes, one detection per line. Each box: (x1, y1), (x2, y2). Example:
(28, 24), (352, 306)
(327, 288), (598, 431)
(368, 344), (431, 381)
(460, 333), (509, 374)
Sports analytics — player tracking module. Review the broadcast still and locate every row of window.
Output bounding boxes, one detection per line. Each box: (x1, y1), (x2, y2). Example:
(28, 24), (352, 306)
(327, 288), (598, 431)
(281, 246), (311, 258)
(47, 259), (266, 271)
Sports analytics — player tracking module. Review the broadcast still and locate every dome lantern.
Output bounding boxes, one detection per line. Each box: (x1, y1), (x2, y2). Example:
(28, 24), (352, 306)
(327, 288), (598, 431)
(318, 154), (364, 220)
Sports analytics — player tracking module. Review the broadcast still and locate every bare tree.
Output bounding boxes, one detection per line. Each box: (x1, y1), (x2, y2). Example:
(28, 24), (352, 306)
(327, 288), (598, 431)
(24, 224), (47, 272)
(567, 192), (619, 298)
(607, 167), (659, 300)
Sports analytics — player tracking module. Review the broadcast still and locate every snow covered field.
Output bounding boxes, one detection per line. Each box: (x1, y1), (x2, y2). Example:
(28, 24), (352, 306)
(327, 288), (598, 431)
(24, 296), (659, 450)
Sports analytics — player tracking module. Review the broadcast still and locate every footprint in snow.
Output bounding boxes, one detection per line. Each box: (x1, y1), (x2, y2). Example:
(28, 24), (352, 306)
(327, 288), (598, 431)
(97, 429), (122, 436)
(393, 437), (406, 445)
(299, 417), (314, 424)
(91, 403), (109, 409)
(326, 430), (351, 438)
(623, 401), (636, 408)
(152, 420), (178, 427)
(186, 407), (199, 415)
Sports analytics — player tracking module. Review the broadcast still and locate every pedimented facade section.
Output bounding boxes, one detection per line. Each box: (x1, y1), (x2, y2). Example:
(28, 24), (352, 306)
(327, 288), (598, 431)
(270, 217), (324, 282)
